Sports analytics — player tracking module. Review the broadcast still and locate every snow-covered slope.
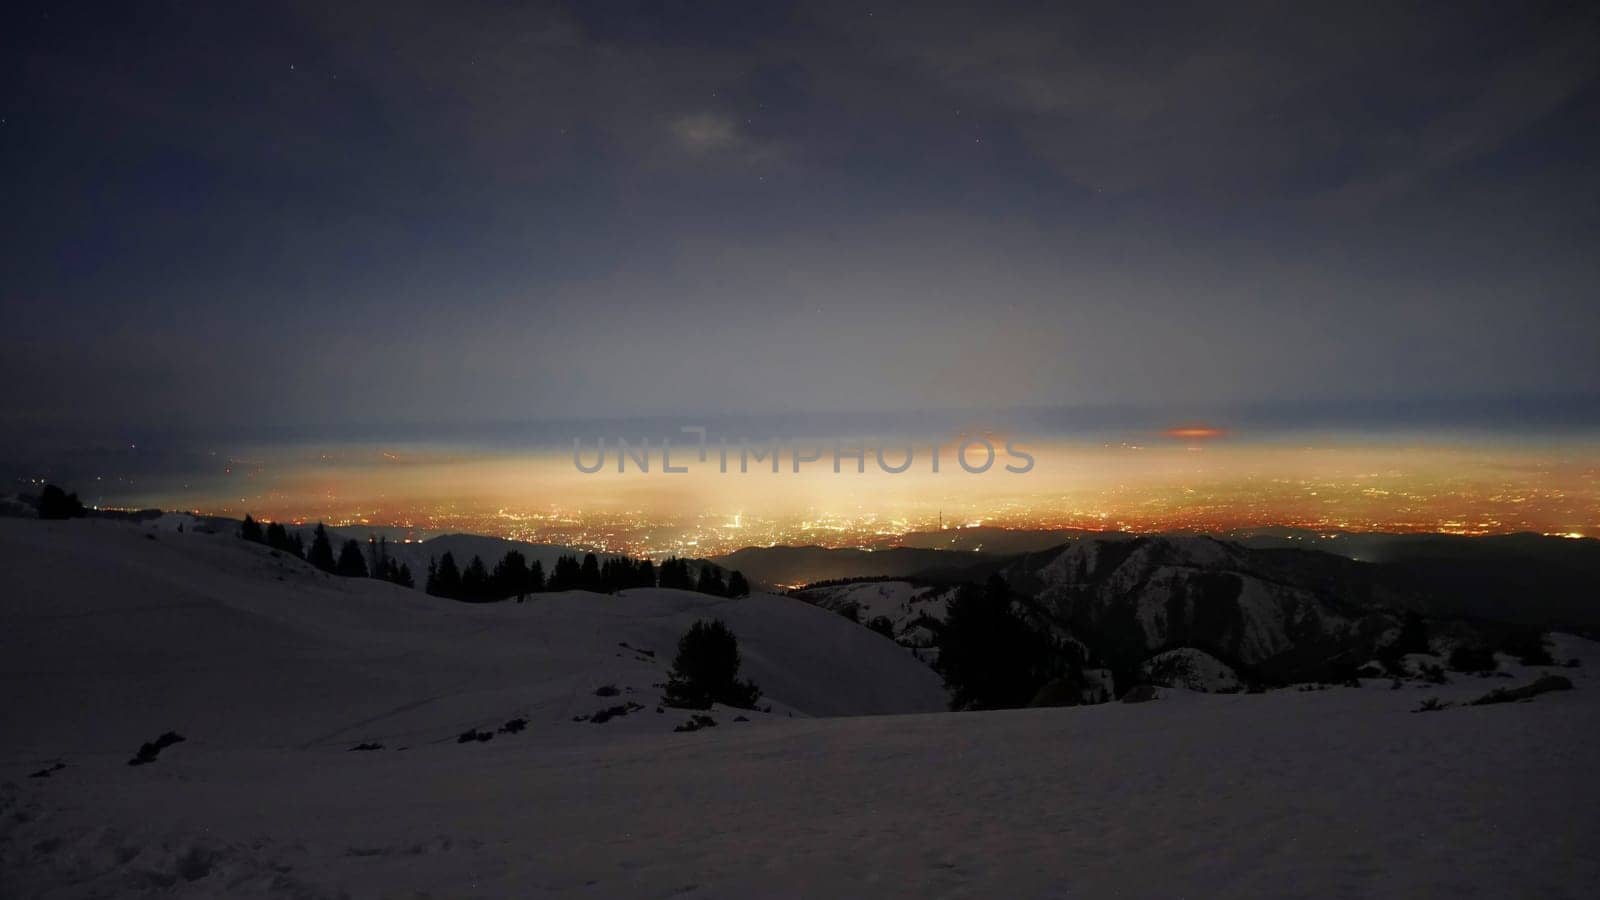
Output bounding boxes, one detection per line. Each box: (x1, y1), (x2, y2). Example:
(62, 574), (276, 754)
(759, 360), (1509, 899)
(1139, 647), (1243, 692)
(795, 580), (958, 645)
(5, 637), (1596, 898)
(0, 519), (944, 760)
(5, 519), (1597, 898)
(1012, 536), (1409, 681)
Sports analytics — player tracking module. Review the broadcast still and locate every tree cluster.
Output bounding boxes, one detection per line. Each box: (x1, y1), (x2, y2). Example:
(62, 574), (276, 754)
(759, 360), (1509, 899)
(241, 514), (307, 558)
(236, 516), (752, 603)
(239, 516), (411, 587)
(364, 535), (415, 587)
(546, 552), (656, 593)
(934, 574), (1064, 710)
(420, 549), (752, 602)
(425, 550), (547, 602)
(656, 557), (749, 597)
(36, 484), (86, 520)
(239, 516), (310, 560)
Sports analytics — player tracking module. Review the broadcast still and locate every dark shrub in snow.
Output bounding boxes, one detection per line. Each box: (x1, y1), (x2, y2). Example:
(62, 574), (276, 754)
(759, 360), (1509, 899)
(128, 731), (185, 766)
(1498, 631), (1554, 666)
(588, 702), (644, 724)
(1121, 684), (1159, 703)
(36, 485), (86, 520)
(1448, 646), (1497, 673)
(664, 619), (761, 710)
(1470, 675), (1574, 706)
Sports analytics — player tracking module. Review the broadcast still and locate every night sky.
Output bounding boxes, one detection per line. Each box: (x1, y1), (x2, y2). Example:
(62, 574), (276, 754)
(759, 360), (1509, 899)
(4, 1), (1598, 449)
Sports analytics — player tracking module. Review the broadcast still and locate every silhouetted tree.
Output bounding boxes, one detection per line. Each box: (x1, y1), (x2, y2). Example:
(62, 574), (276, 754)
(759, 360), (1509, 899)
(493, 551), (531, 600)
(308, 524), (337, 573)
(599, 557), (621, 593)
(528, 559), (545, 593)
(1397, 611), (1429, 656)
(934, 574), (1055, 710)
(663, 619), (762, 710)
(548, 554), (580, 591)
(462, 555), (492, 600)
(367, 535), (390, 581)
(658, 557), (693, 590)
(263, 521), (302, 558)
(36, 484), (86, 520)
(336, 539), (369, 577)
(636, 558), (656, 588)
(266, 521), (289, 551)
(240, 514), (264, 543)
(726, 570), (750, 597)
(393, 562), (415, 588)
(429, 552), (462, 598)
(579, 553), (601, 591)
(696, 564), (727, 597)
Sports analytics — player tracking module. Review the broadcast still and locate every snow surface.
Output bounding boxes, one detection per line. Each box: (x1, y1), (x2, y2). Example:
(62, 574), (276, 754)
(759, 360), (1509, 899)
(0, 520), (944, 759)
(795, 580), (957, 645)
(4, 520), (1598, 897)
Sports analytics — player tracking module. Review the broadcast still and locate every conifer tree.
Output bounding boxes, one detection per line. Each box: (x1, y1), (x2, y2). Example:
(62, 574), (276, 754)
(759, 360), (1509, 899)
(240, 514), (264, 543)
(657, 557), (692, 590)
(308, 523), (337, 573)
(433, 552), (462, 598)
(934, 574), (1057, 710)
(663, 619), (762, 710)
(696, 564), (727, 597)
(548, 554), (580, 591)
(368, 535), (391, 580)
(336, 539), (369, 577)
(579, 553), (601, 591)
(493, 551), (531, 600)
(462, 555), (491, 600)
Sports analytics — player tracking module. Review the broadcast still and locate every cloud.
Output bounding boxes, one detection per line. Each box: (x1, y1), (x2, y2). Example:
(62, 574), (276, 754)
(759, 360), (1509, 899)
(671, 112), (741, 153)
(666, 111), (791, 170)
(817, 2), (1599, 206)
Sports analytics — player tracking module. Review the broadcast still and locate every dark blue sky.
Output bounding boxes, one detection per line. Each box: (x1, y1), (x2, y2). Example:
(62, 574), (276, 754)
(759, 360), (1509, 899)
(3, 0), (1598, 447)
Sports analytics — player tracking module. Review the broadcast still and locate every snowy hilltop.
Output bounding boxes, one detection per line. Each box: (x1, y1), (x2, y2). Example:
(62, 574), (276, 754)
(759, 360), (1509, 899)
(2, 517), (1597, 897)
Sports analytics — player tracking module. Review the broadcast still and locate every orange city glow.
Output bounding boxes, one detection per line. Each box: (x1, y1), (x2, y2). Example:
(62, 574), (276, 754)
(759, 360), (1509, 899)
(148, 435), (1600, 558)
(1164, 425), (1227, 440)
